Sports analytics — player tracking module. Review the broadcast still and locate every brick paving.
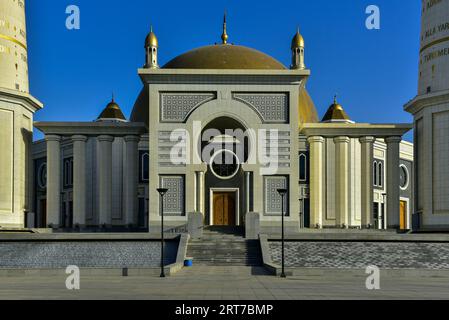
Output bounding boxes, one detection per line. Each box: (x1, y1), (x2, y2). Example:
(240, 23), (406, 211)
(269, 241), (449, 269)
(0, 241), (177, 268)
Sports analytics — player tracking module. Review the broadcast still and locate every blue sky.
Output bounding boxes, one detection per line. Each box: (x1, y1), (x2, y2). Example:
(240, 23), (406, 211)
(27, 0), (420, 141)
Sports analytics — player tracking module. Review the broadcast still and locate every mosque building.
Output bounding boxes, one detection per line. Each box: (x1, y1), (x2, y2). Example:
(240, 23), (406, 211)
(1, 0), (447, 234)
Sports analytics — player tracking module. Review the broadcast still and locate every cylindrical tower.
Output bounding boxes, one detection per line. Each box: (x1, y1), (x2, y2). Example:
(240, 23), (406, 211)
(418, 0), (449, 95)
(0, 0), (29, 93)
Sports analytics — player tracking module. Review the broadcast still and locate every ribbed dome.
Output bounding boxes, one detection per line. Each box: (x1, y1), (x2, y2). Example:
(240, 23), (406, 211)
(163, 44), (287, 70)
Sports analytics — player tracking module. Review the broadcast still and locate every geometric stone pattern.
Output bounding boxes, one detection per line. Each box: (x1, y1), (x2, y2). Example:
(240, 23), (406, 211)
(264, 176), (288, 216)
(161, 93), (216, 122)
(233, 93), (288, 123)
(270, 241), (449, 270)
(0, 242), (178, 268)
(160, 175), (185, 216)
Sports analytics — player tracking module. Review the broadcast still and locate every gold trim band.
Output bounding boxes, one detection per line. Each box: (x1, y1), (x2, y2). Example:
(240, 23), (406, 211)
(0, 33), (27, 50)
(420, 36), (449, 53)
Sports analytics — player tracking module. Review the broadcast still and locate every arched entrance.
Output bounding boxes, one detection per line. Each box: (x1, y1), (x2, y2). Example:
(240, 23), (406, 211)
(200, 116), (250, 226)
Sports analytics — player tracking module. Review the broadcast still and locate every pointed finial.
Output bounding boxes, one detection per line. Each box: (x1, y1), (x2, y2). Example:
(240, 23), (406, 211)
(333, 94), (337, 104)
(112, 92), (115, 103)
(221, 11), (229, 44)
(150, 25), (153, 33)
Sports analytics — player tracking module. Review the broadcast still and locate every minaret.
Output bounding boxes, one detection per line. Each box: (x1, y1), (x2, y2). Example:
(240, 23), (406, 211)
(0, 0), (29, 92)
(291, 28), (305, 70)
(404, 0), (449, 230)
(0, 0), (42, 228)
(144, 26), (159, 68)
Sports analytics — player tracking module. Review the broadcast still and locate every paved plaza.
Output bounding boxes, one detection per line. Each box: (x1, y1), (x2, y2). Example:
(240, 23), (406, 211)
(0, 266), (449, 300)
(270, 242), (449, 269)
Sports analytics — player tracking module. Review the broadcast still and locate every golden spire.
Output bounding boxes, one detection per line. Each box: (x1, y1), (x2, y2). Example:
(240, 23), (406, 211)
(221, 11), (229, 44)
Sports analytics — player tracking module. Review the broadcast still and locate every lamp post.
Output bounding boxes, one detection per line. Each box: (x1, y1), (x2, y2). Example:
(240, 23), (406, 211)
(157, 188), (169, 278)
(277, 188), (288, 278)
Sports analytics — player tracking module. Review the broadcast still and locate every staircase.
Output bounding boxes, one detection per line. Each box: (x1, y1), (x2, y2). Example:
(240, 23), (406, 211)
(186, 226), (263, 266)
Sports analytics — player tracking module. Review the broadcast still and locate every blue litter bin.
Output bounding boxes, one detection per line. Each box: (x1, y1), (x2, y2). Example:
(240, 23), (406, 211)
(184, 259), (193, 267)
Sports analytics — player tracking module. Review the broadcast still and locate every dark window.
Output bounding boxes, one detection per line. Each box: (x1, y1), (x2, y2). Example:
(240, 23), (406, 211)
(63, 158), (73, 188)
(378, 162), (383, 188)
(400, 165), (409, 190)
(38, 163), (47, 189)
(373, 161), (378, 186)
(299, 153), (307, 181)
(140, 151), (149, 182)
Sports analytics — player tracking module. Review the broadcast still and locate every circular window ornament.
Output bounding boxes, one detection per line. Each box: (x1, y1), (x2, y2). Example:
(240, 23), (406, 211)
(38, 163), (47, 189)
(399, 164), (409, 190)
(210, 150), (240, 180)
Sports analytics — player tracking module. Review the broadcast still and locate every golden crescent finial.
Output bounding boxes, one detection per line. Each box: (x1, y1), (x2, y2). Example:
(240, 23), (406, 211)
(221, 11), (229, 44)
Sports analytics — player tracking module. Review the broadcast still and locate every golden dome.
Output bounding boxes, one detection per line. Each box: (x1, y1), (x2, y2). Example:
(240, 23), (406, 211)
(298, 88), (319, 126)
(321, 96), (351, 122)
(145, 28), (158, 48)
(291, 30), (305, 49)
(163, 44), (287, 70)
(130, 86), (149, 127)
(97, 97), (126, 122)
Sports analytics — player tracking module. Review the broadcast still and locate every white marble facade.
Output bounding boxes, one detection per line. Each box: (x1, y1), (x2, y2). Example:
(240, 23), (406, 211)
(3, 2), (442, 233)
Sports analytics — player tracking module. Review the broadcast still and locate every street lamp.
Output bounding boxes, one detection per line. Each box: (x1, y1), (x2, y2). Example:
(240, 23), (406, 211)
(157, 188), (169, 278)
(277, 188), (288, 278)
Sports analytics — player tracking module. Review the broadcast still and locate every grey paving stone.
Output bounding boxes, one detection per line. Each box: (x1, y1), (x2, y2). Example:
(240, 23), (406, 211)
(269, 241), (449, 269)
(0, 241), (178, 268)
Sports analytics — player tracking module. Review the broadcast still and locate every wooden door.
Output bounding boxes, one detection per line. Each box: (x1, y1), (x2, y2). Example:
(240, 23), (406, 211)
(213, 192), (236, 226)
(400, 200), (407, 230)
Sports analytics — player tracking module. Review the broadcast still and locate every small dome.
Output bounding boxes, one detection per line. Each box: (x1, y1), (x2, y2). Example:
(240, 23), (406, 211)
(97, 98), (126, 122)
(163, 44), (286, 70)
(322, 96), (352, 123)
(291, 30), (305, 49)
(145, 29), (158, 48)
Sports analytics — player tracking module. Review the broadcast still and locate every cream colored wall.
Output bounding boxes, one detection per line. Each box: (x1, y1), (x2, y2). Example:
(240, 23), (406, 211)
(0, 0), (29, 93)
(147, 81), (302, 230)
(418, 0), (449, 95)
(0, 94), (34, 228)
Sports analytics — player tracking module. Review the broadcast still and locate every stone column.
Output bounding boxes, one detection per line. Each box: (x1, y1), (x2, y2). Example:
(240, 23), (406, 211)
(196, 171), (205, 214)
(98, 135), (114, 227)
(72, 135), (87, 227)
(46, 135), (61, 228)
(124, 135), (140, 226)
(245, 171), (251, 214)
(334, 136), (350, 228)
(386, 136), (401, 229)
(360, 136), (375, 228)
(308, 136), (325, 228)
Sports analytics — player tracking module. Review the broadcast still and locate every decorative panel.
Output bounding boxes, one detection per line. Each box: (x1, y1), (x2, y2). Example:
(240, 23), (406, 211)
(433, 111), (449, 213)
(0, 109), (13, 213)
(260, 130), (291, 168)
(233, 93), (289, 123)
(160, 175), (185, 216)
(158, 130), (187, 167)
(264, 176), (289, 216)
(160, 92), (216, 122)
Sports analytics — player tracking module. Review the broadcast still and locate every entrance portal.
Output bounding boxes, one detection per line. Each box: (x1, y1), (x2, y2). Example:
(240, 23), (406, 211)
(212, 192), (236, 226)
